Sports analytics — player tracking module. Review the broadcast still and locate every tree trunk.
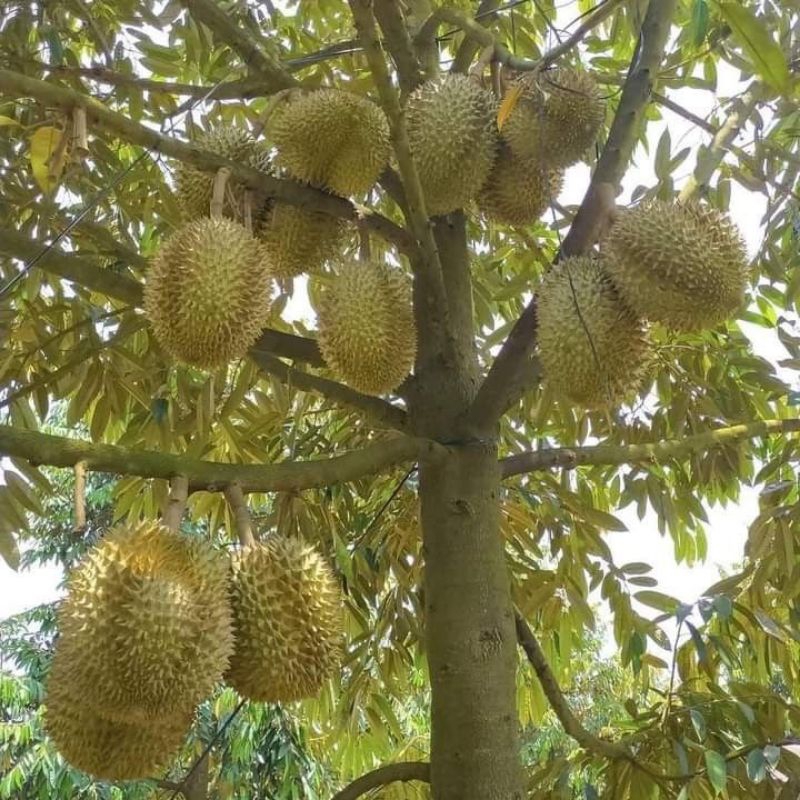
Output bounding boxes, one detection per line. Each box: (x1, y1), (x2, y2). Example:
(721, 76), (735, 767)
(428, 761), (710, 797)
(419, 444), (523, 800)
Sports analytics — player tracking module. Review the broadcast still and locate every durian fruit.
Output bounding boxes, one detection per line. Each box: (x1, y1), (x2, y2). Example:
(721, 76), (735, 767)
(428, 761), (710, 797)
(226, 537), (344, 703)
(502, 68), (604, 168)
(144, 217), (272, 368)
(175, 126), (272, 223)
(260, 202), (346, 279)
(601, 200), (749, 331)
(537, 256), (650, 407)
(316, 259), (416, 395)
(50, 520), (233, 724)
(270, 89), (390, 196)
(43, 683), (192, 781)
(405, 74), (498, 215)
(478, 142), (564, 226)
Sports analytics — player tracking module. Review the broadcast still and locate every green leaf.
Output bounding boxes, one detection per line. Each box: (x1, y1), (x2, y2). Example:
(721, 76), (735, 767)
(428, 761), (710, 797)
(655, 128), (671, 179)
(690, 708), (707, 741)
(691, 0), (710, 47)
(763, 744), (781, 768)
(0, 528), (20, 570)
(746, 748), (766, 783)
(0, 114), (19, 127)
(716, 2), (790, 93)
(634, 590), (679, 614)
(704, 750), (727, 794)
(579, 506), (628, 531)
(28, 125), (67, 193)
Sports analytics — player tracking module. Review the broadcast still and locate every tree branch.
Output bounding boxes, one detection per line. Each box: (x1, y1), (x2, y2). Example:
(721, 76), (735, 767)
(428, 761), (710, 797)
(466, 0), (678, 428)
(247, 350), (409, 433)
(0, 425), (433, 494)
(180, 0), (297, 90)
(224, 483), (256, 547)
(162, 475), (189, 532)
(0, 228), (326, 367)
(450, 0), (501, 74)
(0, 70), (415, 255)
(500, 418), (800, 478)
(331, 763), (431, 800)
(72, 461), (87, 535)
(515, 611), (627, 761)
(373, 1), (424, 94)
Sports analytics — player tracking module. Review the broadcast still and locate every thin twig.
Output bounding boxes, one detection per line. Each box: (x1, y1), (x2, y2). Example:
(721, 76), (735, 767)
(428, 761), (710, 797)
(162, 475), (189, 532)
(223, 483), (256, 547)
(72, 461), (87, 535)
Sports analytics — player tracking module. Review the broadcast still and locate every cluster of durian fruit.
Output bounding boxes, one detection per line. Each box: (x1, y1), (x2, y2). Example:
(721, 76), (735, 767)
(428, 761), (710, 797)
(43, 520), (343, 781)
(537, 200), (750, 408)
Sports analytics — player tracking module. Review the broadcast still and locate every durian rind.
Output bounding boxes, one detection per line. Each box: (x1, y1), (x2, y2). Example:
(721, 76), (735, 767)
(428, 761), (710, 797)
(602, 201), (749, 331)
(270, 89), (390, 196)
(260, 203), (346, 280)
(226, 537), (344, 703)
(406, 74), (498, 216)
(175, 126), (272, 223)
(503, 68), (604, 168)
(537, 256), (650, 407)
(478, 142), (564, 226)
(50, 520), (233, 723)
(317, 259), (417, 395)
(144, 217), (272, 368)
(44, 685), (192, 781)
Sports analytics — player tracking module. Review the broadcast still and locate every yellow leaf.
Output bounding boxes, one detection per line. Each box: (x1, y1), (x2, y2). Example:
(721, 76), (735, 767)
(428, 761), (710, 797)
(0, 115), (19, 127)
(497, 83), (523, 131)
(29, 125), (67, 193)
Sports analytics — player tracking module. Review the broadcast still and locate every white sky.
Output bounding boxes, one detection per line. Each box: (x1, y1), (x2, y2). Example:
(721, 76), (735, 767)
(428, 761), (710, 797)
(0, 7), (793, 665)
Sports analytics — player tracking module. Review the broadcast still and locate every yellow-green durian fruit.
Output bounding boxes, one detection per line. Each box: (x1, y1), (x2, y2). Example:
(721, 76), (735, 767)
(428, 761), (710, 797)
(502, 68), (605, 168)
(317, 259), (416, 395)
(49, 520), (233, 724)
(405, 74), (498, 215)
(478, 142), (564, 226)
(175, 126), (271, 222)
(226, 537), (344, 703)
(144, 217), (272, 368)
(259, 202), (347, 279)
(270, 88), (390, 196)
(601, 200), (749, 331)
(43, 685), (192, 781)
(537, 256), (650, 407)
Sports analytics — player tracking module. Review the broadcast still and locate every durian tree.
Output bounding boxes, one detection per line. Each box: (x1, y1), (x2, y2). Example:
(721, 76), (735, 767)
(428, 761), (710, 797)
(2, 1), (800, 798)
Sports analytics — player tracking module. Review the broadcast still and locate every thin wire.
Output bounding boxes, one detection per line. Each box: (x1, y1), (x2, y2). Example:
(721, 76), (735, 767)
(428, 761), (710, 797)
(167, 698), (247, 800)
(351, 465), (418, 551)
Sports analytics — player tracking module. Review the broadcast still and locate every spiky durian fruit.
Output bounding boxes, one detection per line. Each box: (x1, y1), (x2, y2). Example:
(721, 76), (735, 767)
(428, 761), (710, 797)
(502, 68), (604, 168)
(270, 89), (390, 196)
(144, 217), (272, 368)
(226, 537), (344, 703)
(49, 520), (233, 724)
(174, 126), (272, 223)
(260, 202), (346, 279)
(537, 256), (650, 407)
(44, 685), (192, 781)
(316, 259), (416, 395)
(478, 142), (564, 226)
(601, 200), (749, 331)
(405, 74), (498, 215)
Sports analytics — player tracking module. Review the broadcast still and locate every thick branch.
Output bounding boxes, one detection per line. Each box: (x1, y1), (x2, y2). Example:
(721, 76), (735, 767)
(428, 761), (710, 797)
(72, 461), (87, 534)
(224, 483), (256, 547)
(0, 70), (415, 255)
(678, 83), (764, 202)
(515, 612), (627, 761)
(248, 350), (409, 432)
(373, 1), (424, 94)
(500, 418), (800, 477)
(0, 425), (432, 494)
(180, 0), (297, 90)
(450, 0), (501, 74)
(467, 0), (678, 428)
(331, 763), (431, 800)
(162, 475), (189, 532)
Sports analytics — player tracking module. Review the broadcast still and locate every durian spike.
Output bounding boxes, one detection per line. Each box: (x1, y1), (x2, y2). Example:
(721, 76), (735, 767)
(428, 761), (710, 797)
(162, 474), (189, 532)
(210, 168), (231, 220)
(223, 483), (256, 548)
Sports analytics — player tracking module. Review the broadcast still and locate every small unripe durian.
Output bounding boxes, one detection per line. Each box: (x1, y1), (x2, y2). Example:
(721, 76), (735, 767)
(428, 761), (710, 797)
(601, 200), (749, 331)
(537, 256), (650, 407)
(144, 217), (272, 368)
(49, 520), (233, 724)
(270, 89), (390, 196)
(503, 68), (604, 168)
(44, 685), (192, 781)
(478, 142), (564, 226)
(317, 260), (416, 395)
(405, 74), (498, 215)
(226, 537), (344, 703)
(260, 202), (346, 279)
(174, 126), (271, 222)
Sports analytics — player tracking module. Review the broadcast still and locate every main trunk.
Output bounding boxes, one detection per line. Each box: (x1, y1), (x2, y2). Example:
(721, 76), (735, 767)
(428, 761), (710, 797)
(418, 446), (523, 800)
